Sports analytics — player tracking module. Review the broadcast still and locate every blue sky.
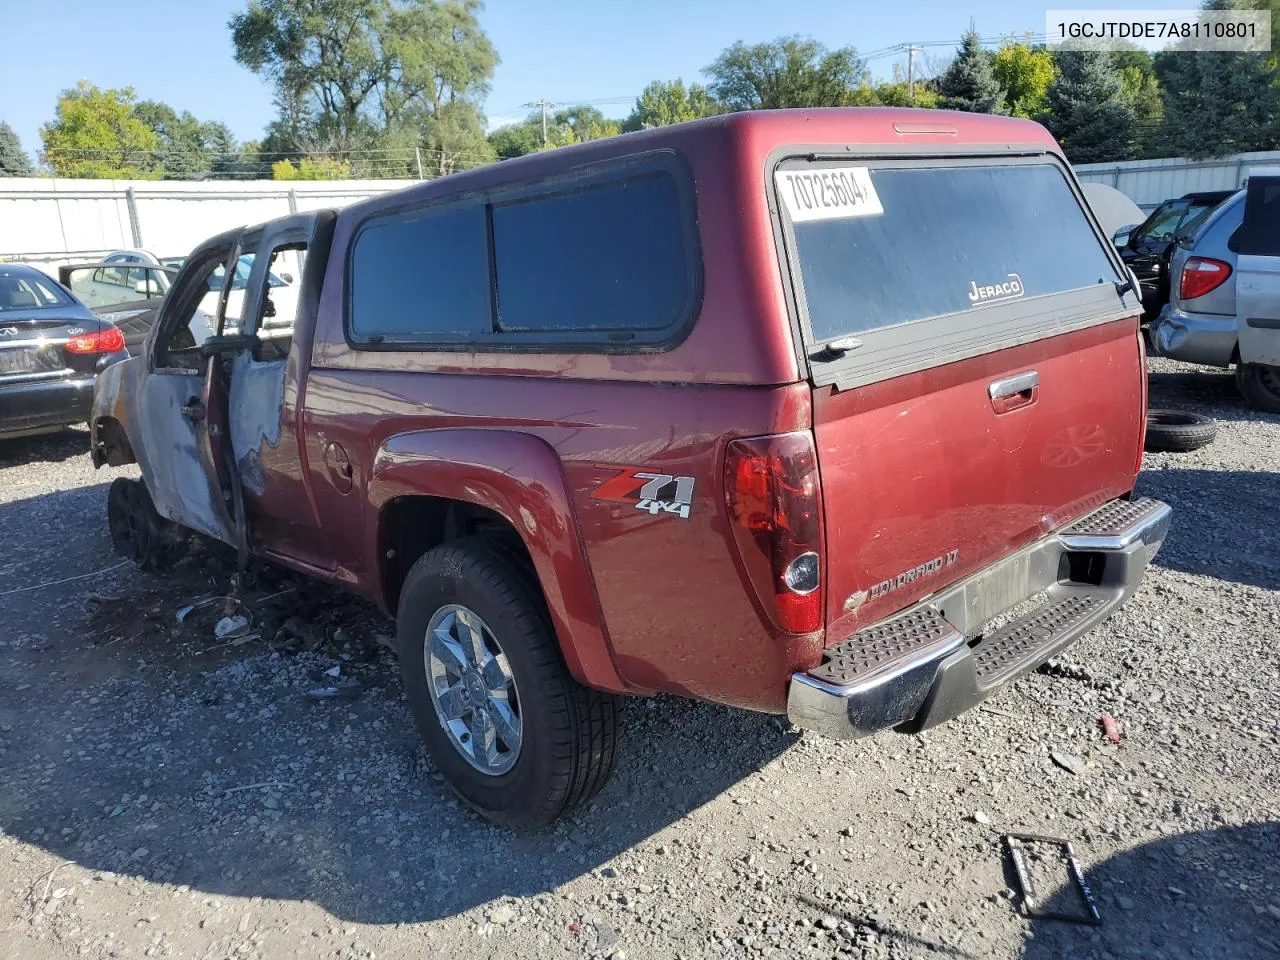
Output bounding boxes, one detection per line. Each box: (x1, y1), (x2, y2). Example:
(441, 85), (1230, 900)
(1, 0), (1197, 161)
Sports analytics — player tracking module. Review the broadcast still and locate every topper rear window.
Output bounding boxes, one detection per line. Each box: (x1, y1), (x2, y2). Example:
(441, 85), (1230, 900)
(777, 160), (1120, 345)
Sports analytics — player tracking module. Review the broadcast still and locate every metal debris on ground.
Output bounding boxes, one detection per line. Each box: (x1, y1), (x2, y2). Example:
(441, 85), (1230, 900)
(1004, 833), (1102, 925)
(304, 681), (363, 701)
(1050, 751), (1088, 776)
(213, 614), (252, 640)
(1099, 714), (1122, 744)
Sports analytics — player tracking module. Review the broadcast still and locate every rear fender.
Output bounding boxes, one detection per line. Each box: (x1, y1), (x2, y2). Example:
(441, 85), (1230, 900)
(367, 429), (632, 695)
(90, 357), (138, 467)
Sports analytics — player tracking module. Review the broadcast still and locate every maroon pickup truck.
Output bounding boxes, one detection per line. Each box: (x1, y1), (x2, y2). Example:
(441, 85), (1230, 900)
(91, 108), (1169, 828)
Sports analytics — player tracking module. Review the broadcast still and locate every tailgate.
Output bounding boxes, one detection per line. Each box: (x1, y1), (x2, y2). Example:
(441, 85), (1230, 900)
(772, 155), (1144, 636)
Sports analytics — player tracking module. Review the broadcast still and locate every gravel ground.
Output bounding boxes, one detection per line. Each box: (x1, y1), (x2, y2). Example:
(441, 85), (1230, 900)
(1, 356), (1277, 960)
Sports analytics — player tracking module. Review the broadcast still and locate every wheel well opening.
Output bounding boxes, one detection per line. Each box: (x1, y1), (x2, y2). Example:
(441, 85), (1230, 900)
(93, 416), (136, 467)
(378, 497), (534, 613)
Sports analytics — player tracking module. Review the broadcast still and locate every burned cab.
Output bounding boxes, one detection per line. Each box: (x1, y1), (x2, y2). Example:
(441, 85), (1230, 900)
(90, 214), (324, 563)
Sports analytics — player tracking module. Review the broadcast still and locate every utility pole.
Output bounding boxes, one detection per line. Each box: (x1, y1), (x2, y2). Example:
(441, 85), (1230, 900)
(905, 44), (923, 103)
(523, 99), (557, 145)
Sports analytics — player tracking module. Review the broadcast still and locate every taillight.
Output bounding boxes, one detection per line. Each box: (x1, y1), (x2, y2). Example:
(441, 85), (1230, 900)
(65, 326), (125, 355)
(724, 432), (824, 634)
(1178, 257), (1232, 301)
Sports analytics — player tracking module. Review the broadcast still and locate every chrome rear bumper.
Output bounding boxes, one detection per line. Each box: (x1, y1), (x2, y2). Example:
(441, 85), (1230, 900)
(787, 497), (1170, 740)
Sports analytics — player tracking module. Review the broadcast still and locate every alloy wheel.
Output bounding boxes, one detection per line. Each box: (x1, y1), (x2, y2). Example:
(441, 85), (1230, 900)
(424, 603), (522, 776)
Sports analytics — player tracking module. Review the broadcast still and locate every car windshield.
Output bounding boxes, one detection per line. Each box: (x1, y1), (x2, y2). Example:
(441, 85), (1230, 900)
(1177, 203), (1218, 241)
(0, 270), (73, 311)
(1131, 200), (1189, 244)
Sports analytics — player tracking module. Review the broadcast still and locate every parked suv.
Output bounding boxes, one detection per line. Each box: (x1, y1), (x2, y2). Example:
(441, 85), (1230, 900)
(90, 109), (1168, 827)
(1152, 171), (1280, 411)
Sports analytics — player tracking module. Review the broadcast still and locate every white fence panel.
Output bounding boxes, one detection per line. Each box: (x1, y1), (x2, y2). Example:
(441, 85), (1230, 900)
(1074, 150), (1280, 210)
(0, 178), (415, 267)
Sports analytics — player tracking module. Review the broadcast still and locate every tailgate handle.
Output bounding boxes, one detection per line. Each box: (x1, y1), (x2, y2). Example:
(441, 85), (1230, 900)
(988, 371), (1039, 414)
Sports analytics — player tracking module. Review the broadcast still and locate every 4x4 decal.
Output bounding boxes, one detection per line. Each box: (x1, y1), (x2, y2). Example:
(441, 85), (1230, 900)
(591, 465), (695, 519)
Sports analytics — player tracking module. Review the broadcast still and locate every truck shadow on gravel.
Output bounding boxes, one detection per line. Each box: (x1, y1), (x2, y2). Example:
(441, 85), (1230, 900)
(1136, 469), (1280, 591)
(0, 484), (798, 925)
(0, 428), (91, 467)
(1020, 822), (1280, 960)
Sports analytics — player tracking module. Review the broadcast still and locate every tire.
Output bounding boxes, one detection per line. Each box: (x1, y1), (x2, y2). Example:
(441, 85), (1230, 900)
(1143, 408), (1218, 453)
(1235, 363), (1280, 414)
(396, 535), (622, 829)
(107, 477), (182, 570)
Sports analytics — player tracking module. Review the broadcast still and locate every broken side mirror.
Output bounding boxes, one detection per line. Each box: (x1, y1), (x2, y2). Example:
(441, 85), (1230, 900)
(1116, 266), (1143, 303)
(199, 332), (259, 359)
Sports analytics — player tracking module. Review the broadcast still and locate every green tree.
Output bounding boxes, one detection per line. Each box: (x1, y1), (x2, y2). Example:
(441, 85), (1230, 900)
(487, 120), (543, 159)
(622, 79), (721, 130)
(211, 139), (271, 179)
(553, 105), (620, 142)
(1112, 47), (1164, 158)
(862, 80), (941, 108)
(0, 122), (33, 176)
(134, 101), (241, 179)
(230, 0), (498, 169)
(704, 36), (869, 110)
(1263, 0), (1280, 73)
(421, 99), (496, 175)
(272, 156), (351, 179)
(1044, 51), (1134, 163)
(938, 29), (1006, 113)
(40, 81), (161, 178)
(991, 39), (1055, 118)
(202, 122), (252, 179)
(1154, 49), (1279, 158)
(486, 105), (620, 160)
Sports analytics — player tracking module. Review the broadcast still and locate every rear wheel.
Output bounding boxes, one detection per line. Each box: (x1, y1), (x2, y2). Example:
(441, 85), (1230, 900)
(107, 477), (182, 570)
(396, 536), (622, 828)
(1143, 409), (1218, 453)
(1235, 363), (1280, 414)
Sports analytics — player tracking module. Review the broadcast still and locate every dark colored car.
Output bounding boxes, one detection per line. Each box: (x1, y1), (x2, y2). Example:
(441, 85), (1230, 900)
(1118, 190), (1235, 320)
(0, 264), (128, 440)
(92, 108), (1168, 828)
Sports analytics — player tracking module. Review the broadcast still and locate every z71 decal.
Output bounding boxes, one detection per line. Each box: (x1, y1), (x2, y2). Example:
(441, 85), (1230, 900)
(591, 465), (696, 519)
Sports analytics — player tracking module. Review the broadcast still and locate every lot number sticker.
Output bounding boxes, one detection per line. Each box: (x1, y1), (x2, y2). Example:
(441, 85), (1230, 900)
(775, 167), (883, 222)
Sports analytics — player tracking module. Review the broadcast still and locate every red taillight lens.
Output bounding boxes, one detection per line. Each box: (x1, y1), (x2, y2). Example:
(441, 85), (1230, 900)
(724, 433), (824, 634)
(1178, 257), (1232, 301)
(65, 326), (125, 355)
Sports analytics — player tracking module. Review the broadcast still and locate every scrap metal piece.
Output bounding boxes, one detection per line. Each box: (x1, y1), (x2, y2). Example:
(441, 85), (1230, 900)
(304, 681), (363, 701)
(1005, 833), (1102, 925)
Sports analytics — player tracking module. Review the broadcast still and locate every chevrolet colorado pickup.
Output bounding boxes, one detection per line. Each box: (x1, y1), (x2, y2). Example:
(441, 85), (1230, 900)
(90, 108), (1169, 828)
